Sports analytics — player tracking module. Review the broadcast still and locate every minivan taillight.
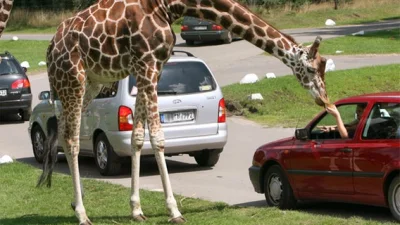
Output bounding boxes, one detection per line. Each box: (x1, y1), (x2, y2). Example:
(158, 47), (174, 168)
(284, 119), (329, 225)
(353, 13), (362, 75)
(118, 106), (133, 131)
(11, 78), (30, 89)
(218, 98), (226, 123)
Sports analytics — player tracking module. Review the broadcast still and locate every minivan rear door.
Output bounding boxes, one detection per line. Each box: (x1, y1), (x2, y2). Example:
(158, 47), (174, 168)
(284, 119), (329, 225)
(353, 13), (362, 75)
(128, 61), (222, 139)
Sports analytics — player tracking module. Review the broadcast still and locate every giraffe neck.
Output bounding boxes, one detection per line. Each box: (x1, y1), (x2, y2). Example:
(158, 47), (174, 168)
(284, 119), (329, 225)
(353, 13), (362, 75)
(0, 0), (13, 37)
(166, 0), (299, 67)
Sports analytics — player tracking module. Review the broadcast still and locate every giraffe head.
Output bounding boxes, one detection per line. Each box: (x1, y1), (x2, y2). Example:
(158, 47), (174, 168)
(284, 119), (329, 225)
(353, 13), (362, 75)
(292, 36), (329, 107)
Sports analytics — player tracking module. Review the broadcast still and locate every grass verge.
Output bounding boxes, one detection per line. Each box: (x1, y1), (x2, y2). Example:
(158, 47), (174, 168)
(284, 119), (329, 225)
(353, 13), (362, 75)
(0, 40), (49, 73)
(0, 162), (397, 225)
(222, 64), (400, 128)
(317, 29), (400, 55)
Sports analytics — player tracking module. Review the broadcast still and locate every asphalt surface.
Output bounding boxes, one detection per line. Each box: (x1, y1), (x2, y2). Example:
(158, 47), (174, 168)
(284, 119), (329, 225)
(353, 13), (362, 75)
(0, 19), (399, 222)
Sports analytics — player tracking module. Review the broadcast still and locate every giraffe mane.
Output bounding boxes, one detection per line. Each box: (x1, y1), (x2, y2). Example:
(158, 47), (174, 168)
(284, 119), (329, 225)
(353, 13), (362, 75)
(234, 0), (298, 45)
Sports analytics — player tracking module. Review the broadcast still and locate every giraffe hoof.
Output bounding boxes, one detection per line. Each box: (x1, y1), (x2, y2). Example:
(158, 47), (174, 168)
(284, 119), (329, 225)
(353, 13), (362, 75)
(79, 219), (92, 225)
(133, 214), (147, 222)
(169, 216), (186, 224)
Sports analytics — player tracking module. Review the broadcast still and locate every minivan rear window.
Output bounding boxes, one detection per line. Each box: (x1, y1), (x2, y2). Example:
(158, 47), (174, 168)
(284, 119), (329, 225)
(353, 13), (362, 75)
(129, 61), (216, 96)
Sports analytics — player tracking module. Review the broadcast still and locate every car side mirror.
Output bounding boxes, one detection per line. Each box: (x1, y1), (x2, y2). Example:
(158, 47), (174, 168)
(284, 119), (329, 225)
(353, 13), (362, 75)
(39, 91), (50, 100)
(295, 128), (309, 140)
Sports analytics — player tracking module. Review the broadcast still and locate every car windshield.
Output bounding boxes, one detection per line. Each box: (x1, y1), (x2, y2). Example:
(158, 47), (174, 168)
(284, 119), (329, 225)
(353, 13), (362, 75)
(129, 61), (216, 96)
(0, 58), (22, 75)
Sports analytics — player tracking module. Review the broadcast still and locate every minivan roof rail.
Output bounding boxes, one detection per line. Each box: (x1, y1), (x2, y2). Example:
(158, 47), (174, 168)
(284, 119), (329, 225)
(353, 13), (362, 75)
(171, 50), (195, 57)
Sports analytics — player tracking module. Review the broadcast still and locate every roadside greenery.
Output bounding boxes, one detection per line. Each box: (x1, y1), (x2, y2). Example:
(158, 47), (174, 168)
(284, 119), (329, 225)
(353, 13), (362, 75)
(316, 29), (400, 55)
(0, 162), (397, 225)
(5, 0), (399, 33)
(222, 64), (400, 127)
(0, 40), (49, 73)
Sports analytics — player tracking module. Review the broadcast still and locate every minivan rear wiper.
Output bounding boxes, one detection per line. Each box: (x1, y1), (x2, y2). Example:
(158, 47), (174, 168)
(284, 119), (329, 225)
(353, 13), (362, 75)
(158, 90), (178, 95)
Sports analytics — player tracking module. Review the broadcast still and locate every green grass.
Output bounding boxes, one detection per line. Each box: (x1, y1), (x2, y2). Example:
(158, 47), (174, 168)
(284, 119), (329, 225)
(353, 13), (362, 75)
(0, 40), (49, 73)
(222, 64), (400, 128)
(263, 29), (400, 56)
(317, 29), (400, 55)
(254, 0), (400, 29)
(0, 162), (397, 225)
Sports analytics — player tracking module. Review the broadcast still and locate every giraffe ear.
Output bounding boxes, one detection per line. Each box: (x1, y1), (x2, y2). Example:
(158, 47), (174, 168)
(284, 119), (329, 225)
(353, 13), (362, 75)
(308, 36), (322, 59)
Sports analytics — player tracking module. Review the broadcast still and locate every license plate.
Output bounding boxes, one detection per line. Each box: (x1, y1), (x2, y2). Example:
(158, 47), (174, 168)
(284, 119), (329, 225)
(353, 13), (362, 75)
(0, 89), (7, 97)
(193, 26), (207, 31)
(160, 111), (195, 123)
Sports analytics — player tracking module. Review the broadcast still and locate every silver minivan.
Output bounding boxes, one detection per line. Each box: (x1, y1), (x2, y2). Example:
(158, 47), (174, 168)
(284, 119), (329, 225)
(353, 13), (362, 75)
(28, 51), (228, 175)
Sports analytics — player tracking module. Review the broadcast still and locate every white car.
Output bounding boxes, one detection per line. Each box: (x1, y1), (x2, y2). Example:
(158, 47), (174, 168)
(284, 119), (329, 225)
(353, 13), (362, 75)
(28, 51), (228, 176)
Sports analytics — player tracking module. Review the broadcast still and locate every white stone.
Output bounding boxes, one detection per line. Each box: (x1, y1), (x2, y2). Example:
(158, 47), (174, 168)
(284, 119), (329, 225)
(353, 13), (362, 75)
(325, 19), (336, 26)
(12, 36), (18, 41)
(248, 93), (264, 100)
(352, 30), (365, 36)
(240, 73), (259, 84)
(325, 59), (336, 72)
(335, 50), (344, 54)
(20, 61), (30, 68)
(38, 61), (46, 66)
(265, 72), (276, 79)
(0, 155), (13, 164)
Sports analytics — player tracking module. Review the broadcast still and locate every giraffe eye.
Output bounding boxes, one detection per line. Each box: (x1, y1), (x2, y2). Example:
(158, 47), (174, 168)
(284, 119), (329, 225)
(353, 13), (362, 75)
(307, 67), (317, 73)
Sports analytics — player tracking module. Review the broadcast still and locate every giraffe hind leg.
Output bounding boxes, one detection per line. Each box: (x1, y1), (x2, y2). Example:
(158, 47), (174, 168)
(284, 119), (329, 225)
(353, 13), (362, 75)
(142, 82), (185, 223)
(70, 80), (103, 214)
(130, 90), (147, 221)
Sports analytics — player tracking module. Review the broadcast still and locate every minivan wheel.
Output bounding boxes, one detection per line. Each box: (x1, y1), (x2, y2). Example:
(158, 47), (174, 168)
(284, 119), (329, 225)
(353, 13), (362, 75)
(388, 176), (400, 221)
(194, 149), (221, 167)
(31, 125), (46, 163)
(264, 165), (297, 209)
(94, 133), (121, 176)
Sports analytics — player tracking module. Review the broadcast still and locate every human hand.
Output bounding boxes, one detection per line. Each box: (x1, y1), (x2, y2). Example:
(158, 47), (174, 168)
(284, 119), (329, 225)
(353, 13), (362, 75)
(326, 105), (340, 118)
(317, 125), (335, 133)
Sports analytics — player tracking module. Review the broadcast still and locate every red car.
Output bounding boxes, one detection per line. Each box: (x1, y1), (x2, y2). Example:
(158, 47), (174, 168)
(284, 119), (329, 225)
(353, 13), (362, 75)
(249, 92), (400, 221)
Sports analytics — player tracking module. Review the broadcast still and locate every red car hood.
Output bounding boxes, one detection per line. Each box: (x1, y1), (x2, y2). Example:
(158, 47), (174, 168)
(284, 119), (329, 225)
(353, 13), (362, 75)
(257, 136), (295, 151)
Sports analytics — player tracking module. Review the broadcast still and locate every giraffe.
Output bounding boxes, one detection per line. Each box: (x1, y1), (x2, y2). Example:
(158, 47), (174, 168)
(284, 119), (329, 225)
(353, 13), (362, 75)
(0, 0), (13, 38)
(38, 0), (329, 224)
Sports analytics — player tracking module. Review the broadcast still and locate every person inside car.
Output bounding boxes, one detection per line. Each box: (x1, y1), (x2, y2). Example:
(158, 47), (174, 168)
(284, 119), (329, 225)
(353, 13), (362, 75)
(321, 103), (367, 138)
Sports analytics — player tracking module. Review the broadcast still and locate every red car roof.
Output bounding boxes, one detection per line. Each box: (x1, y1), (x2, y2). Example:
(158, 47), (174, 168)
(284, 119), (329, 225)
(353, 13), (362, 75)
(335, 92), (400, 104)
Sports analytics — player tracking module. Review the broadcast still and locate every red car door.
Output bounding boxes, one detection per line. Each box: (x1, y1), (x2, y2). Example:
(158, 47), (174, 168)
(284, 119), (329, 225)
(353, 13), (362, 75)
(287, 103), (368, 196)
(353, 101), (400, 205)
(289, 138), (354, 195)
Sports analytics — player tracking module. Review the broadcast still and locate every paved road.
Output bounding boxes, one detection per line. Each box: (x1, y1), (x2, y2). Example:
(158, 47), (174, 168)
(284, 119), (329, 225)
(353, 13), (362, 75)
(1, 20), (398, 221)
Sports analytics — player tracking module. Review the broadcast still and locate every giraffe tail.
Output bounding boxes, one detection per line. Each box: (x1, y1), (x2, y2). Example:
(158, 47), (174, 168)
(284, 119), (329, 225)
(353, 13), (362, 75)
(37, 115), (59, 188)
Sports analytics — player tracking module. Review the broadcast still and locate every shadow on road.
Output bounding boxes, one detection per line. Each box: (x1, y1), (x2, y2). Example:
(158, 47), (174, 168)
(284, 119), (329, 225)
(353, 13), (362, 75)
(235, 200), (396, 223)
(17, 154), (213, 180)
(0, 114), (24, 124)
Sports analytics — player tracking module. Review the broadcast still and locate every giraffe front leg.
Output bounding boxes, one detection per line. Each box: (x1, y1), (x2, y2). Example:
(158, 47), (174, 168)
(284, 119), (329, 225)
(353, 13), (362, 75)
(130, 94), (147, 221)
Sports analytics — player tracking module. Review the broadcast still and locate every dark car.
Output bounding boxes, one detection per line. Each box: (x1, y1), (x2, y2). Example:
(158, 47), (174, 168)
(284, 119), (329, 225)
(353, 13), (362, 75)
(0, 51), (32, 120)
(249, 92), (400, 221)
(180, 17), (234, 45)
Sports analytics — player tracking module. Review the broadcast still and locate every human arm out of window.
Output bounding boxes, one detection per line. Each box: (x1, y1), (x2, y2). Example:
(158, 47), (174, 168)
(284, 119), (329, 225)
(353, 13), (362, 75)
(326, 106), (349, 138)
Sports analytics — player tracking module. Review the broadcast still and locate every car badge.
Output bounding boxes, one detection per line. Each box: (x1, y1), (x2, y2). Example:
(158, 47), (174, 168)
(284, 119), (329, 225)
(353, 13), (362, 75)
(173, 99), (182, 104)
